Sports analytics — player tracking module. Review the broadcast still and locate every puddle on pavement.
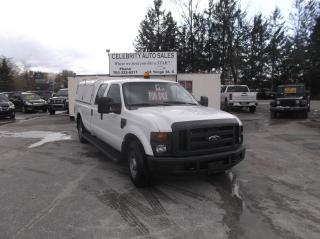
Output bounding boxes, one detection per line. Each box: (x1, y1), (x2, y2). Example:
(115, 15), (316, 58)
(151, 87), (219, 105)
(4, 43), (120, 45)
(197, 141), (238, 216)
(207, 172), (280, 239)
(0, 130), (71, 148)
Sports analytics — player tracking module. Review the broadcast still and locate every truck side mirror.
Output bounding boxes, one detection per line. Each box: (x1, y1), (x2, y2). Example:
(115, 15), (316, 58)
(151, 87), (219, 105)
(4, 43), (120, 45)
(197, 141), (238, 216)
(199, 96), (208, 107)
(97, 97), (121, 115)
(97, 97), (112, 114)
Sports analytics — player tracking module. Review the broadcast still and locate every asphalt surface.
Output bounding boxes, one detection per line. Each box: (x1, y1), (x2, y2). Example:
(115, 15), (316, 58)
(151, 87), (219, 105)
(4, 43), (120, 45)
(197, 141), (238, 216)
(0, 102), (319, 239)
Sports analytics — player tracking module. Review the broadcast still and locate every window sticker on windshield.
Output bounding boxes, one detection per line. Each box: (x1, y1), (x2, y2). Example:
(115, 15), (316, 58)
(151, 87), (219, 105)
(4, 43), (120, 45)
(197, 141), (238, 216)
(284, 88), (296, 94)
(148, 89), (168, 101)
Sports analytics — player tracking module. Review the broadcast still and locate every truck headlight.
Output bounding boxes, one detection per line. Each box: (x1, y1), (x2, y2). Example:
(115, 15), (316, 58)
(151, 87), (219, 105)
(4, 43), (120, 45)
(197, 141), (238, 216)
(300, 100), (307, 106)
(155, 145), (167, 153)
(296, 100), (300, 104)
(150, 132), (171, 155)
(25, 101), (32, 106)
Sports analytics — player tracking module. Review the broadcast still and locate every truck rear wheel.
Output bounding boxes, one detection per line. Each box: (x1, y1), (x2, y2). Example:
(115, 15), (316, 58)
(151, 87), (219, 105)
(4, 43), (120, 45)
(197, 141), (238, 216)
(49, 109), (55, 115)
(77, 118), (88, 144)
(127, 141), (151, 187)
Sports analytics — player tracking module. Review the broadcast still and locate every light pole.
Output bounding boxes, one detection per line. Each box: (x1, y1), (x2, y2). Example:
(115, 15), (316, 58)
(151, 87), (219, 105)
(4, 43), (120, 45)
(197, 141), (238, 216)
(106, 49), (110, 75)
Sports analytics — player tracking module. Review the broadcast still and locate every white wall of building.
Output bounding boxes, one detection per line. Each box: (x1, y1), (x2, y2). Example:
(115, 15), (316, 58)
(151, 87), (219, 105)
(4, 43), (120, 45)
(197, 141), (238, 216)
(177, 73), (220, 108)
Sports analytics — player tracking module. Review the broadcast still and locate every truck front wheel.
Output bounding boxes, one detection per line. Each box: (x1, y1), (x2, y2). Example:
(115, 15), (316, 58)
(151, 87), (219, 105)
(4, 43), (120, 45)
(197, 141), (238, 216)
(49, 109), (55, 115)
(127, 141), (151, 187)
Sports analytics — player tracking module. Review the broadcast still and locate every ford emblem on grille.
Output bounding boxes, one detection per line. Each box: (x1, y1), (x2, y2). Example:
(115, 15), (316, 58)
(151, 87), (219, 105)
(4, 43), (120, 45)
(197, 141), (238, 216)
(207, 135), (221, 143)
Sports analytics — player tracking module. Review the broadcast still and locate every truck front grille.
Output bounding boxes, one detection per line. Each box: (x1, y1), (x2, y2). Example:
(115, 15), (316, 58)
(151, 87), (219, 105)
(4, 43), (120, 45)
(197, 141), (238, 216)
(172, 119), (238, 156)
(53, 99), (64, 104)
(280, 99), (296, 107)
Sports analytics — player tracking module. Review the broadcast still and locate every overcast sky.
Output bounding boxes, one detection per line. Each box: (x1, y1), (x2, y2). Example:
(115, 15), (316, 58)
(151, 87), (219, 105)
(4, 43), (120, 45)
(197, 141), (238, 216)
(0, 0), (294, 74)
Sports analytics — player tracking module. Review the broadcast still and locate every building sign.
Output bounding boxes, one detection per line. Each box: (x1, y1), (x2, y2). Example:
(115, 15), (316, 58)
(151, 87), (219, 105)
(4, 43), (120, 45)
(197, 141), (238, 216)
(109, 52), (177, 76)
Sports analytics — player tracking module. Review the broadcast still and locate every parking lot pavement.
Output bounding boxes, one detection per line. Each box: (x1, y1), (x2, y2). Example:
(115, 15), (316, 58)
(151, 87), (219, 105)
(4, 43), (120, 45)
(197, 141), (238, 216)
(0, 102), (319, 239)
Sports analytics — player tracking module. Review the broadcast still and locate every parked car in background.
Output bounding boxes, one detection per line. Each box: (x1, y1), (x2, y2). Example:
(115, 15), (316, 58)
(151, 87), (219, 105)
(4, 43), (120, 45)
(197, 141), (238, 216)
(10, 92), (48, 113)
(27, 91), (52, 101)
(270, 84), (310, 118)
(1, 91), (22, 100)
(221, 85), (258, 113)
(0, 93), (15, 119)
(257, 88), (276, 99)
(48, 88), (69, 115)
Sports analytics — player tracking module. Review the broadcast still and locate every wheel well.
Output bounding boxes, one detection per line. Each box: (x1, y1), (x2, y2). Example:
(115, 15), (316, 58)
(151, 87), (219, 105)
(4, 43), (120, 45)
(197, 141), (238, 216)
(76, 113), (82, 127)
(121, 134), (145, 159)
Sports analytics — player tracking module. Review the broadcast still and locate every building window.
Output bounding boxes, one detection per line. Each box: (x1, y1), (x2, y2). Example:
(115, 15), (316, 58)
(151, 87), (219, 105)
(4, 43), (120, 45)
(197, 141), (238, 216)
(179, 80), (193, 93)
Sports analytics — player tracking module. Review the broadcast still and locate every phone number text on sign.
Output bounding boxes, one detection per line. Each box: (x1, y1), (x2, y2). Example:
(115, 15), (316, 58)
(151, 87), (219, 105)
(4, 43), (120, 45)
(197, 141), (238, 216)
(112, 70), (138, 75)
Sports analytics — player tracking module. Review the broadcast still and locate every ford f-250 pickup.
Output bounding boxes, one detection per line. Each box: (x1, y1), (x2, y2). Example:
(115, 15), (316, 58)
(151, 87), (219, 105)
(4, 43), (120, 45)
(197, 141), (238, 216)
(75, 79), (245, 187)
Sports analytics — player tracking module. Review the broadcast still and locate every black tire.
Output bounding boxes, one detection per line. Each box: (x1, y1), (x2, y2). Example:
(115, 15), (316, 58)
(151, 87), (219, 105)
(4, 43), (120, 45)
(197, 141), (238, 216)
(77, 117), (88, 144)
(271, 111), (277, 118)
(10, 113), (15, 119)
(127, 140), (151, 187)
(42, 108), (47, 113)
(49, 109), (55, 115)
(224, 99), (230, 112)
(249, 106), (256, 113)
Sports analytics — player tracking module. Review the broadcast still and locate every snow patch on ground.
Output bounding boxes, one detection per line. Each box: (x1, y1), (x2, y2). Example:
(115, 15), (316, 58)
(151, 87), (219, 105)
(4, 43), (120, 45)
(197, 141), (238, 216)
(0, 130), (71, 148)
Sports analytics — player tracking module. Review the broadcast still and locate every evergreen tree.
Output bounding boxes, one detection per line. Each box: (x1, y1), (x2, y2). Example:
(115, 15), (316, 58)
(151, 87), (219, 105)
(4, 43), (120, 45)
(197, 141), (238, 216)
(0, 57), (15, 91)
(242, 14), (270, 89)
(208, 0), (246, 84)
(192, 13), (207, 71)
(289, 0), (319, 82)
(134, 0), (178, 52)
(305, 16), (320, 97)
(204, 0), (220, 72)
(266, 7), (287, 89)
(174, 0), (202, 72)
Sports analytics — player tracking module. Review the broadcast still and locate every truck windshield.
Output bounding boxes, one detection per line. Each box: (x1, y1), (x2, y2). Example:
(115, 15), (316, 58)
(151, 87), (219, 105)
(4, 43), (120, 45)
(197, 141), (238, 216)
(277, 86), (305, 97)
(56, 89), (68, 97)
(123, 82), (198, 108)
(227, 86), (249, 92)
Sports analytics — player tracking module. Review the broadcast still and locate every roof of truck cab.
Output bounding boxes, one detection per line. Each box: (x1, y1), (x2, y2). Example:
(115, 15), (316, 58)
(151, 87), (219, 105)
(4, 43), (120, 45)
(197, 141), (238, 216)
(79, 78), (176, 85)
(225, 85), (248, 87)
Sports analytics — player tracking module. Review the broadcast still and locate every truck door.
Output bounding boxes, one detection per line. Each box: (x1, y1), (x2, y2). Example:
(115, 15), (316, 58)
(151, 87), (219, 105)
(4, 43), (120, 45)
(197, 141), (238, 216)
(92, 83), (124, 151)
(91, 83), (109, 138)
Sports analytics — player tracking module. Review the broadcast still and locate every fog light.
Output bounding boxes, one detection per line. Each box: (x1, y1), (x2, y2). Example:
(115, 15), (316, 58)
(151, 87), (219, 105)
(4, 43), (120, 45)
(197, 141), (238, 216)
(156, 145), (167, 154)
(276, 100), (280, 105)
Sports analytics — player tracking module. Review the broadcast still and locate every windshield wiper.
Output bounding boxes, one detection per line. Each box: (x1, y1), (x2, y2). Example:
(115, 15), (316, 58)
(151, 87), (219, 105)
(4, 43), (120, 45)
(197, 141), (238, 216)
(163, 101), (197, 105)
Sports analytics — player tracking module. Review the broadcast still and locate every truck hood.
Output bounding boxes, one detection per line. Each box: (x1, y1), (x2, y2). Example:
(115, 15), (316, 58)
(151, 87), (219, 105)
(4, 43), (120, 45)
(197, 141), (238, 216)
(131, 106), (241, 131)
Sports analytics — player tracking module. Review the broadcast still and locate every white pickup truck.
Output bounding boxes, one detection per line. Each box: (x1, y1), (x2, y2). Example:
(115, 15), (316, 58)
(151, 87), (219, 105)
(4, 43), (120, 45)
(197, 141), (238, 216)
(221, 85), (258, 113)
(75, 79), (245, 187)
